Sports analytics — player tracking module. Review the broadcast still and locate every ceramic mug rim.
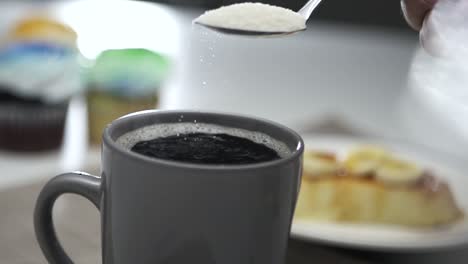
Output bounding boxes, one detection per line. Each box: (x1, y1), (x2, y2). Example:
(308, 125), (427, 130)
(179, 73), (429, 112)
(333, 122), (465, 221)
(103, 110), (304, 171)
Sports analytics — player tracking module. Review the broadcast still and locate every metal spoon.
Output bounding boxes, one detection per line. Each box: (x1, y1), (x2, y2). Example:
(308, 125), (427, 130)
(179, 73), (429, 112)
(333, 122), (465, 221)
(195, 0), (324, 37)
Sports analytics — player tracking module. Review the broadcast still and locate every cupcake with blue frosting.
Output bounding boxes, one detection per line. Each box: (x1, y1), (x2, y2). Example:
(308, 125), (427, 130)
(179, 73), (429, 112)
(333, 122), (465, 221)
(0, 16), (83, 151)
(87, 48), (170, 145)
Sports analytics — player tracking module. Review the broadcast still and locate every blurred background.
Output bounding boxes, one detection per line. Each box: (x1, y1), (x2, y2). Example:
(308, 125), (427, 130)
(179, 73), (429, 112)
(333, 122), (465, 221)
(155, 0), (409, 28)
(1, 0), (468, 263)
(0, 0), (465, 192)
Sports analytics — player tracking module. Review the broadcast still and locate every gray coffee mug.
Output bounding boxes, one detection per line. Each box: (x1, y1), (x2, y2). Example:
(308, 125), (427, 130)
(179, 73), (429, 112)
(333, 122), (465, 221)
(34, 110), (304, 264)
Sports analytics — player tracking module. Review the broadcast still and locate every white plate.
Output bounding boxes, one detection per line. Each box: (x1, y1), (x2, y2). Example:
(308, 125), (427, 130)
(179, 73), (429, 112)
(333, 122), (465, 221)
(290, 134), (468, 251)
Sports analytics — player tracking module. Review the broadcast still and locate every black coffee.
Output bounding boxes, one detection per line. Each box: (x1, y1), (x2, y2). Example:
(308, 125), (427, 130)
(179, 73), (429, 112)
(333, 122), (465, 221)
(131, 133), (281, 165)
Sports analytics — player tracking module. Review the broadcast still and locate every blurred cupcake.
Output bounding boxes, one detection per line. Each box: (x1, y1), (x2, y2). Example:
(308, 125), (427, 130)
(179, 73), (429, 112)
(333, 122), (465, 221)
(7, 16), (77, 47)
(0, 16), (83, 152)
(87, 49), (170, 145)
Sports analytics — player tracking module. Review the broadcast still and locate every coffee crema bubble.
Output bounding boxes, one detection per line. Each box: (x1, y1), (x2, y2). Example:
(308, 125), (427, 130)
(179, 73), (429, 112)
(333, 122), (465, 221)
(116, 123), (292, 164)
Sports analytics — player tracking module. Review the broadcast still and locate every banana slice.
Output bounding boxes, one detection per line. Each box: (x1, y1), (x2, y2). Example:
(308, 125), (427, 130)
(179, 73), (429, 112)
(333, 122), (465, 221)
(303, 151), (340, 178)
(375, 157), (423, 186)
(344, 146), (388, 176)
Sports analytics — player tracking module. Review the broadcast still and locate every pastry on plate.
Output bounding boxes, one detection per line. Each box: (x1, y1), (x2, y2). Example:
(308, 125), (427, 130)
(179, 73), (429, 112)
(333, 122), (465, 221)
(295, 146), (464, 227)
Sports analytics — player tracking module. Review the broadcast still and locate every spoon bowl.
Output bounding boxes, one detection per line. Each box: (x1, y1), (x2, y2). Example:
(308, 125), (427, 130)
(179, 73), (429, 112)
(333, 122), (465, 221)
(195, 23), (306, 37)
(195, 0), (323, 37)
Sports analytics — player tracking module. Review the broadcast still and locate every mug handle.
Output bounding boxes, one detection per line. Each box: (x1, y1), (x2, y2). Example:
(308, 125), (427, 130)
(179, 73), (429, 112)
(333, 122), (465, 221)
(34, 172), (102, 264)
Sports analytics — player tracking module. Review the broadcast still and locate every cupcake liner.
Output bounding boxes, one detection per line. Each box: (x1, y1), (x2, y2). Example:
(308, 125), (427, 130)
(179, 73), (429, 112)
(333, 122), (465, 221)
(87, 91), (157, 145)
(0, 102), (69, 152)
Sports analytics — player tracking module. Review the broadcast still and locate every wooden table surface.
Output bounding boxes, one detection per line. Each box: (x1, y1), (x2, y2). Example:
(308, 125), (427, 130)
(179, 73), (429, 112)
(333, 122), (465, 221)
(1, 178), (466, 264)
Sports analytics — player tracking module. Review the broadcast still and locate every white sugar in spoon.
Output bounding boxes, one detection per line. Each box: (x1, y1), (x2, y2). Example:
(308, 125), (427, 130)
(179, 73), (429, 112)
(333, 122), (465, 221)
(194, 0), (324, 37)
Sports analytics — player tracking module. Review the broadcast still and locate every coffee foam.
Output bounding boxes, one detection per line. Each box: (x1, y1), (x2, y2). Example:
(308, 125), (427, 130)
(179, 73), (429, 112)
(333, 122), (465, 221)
(116, 122), (292, 158)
